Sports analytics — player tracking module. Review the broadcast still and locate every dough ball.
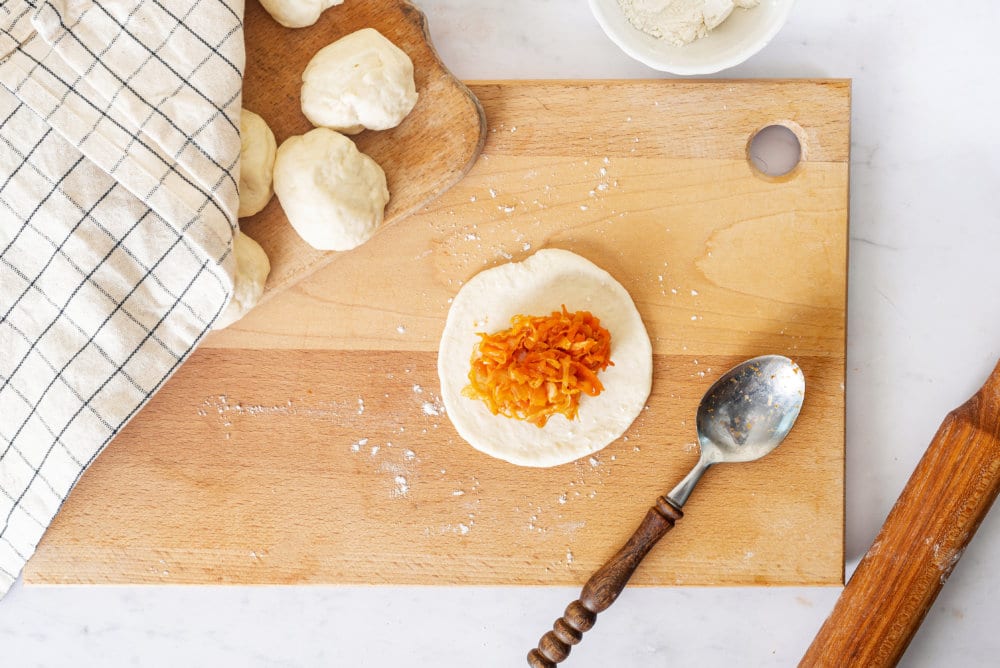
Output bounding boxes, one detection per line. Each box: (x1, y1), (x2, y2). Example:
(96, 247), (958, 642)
(213, 231), (271, 330)
(273, 127), (389, 251)
(438, 249), (653, 468)
(301, 28), (418, 135)
(237, 109), (277, 218)
(259, 0), (342, 29)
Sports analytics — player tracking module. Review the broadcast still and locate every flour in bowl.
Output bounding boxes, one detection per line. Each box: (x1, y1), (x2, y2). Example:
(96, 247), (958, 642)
(618, 0), (760, 46)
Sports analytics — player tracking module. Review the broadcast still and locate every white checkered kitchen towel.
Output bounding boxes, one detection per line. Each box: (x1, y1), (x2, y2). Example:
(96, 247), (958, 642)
(0, 0), (244, 595)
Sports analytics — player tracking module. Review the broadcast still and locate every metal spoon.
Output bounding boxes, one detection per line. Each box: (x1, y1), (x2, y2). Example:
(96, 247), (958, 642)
(528, 355), (806, 668)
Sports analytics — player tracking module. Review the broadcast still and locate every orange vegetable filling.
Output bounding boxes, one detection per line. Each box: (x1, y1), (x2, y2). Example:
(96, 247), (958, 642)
(463, 306), (613, 427)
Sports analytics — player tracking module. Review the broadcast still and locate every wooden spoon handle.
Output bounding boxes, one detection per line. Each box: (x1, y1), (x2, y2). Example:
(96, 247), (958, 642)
(801, 360), (1000, 667)
(527, 496), (684, 667)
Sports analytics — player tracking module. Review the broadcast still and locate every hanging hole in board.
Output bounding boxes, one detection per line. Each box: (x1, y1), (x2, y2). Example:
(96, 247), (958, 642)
(748, 124), (803, 179)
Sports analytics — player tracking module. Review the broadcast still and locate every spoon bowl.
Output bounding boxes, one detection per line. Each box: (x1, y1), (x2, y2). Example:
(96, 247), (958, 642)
(697, 354), (805, 463)
(668, 355), (804, 508)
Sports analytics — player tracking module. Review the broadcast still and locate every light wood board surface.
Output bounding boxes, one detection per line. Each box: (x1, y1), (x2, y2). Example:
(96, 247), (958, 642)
(239, 0), (485, 301)
(26, 80), (850, 587)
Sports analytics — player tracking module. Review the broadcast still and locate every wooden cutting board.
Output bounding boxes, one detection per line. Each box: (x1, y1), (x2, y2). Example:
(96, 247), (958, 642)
(25, 80), (850, 587)
(239, 0), (485, 300)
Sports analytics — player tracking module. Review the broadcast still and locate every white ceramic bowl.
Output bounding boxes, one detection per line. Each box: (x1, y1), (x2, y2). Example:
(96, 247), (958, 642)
(589, 0), (796, 75)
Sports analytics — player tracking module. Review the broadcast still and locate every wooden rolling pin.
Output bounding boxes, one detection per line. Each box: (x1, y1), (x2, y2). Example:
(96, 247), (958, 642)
(801, 359), (1000, 666)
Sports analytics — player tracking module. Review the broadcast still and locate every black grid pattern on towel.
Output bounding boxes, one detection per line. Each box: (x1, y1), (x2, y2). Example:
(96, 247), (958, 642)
(0, 0), (241, 593)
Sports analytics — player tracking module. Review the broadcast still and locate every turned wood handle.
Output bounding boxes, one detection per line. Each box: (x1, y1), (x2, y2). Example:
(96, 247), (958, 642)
(527, 496), (683, 667)
(801, 360), (1000, 667)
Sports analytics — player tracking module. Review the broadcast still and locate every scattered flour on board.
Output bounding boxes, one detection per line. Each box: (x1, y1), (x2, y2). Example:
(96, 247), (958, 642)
(378, 458), (416, 499)
(422, 398), (445, 417)
(435, 520), (475, 536)
(393, 475), (409, 497)
(197, 395), (347, 441)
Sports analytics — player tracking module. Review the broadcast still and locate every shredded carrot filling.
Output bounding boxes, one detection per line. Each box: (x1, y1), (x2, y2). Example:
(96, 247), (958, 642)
(463, 306), (613, 428)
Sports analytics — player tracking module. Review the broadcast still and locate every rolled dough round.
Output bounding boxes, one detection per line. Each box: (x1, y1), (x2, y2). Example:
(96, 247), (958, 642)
(438, 249), (653, 468)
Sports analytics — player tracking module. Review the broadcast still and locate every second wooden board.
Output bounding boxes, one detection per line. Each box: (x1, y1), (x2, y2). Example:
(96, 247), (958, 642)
(240, 0), (485, 300)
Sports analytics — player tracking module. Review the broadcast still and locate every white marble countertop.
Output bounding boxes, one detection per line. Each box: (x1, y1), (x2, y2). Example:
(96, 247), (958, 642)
(3, 1), (1000, 666)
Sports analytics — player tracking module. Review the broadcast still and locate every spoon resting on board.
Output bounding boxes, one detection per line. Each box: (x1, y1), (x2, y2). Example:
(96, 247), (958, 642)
(528, 355), (806, 667)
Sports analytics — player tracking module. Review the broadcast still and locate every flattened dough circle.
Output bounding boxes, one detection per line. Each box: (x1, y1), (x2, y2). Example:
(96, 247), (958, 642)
(438, 248), (653, 467)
